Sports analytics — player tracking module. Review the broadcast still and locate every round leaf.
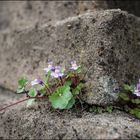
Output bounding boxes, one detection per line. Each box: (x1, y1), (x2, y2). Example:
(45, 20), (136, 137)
(49, 85), (73, 109)
(28, 88), (37, 97)
(65, 97), (75, 109)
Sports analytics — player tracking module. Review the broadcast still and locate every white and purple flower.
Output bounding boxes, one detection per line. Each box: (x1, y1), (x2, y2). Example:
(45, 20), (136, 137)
(51, 66), (64, 78)
(31, 79), (44, 86)
(44, 61), (65, 78)
(70, 61), (80, 70)
(44, 61), (55, 73)
(133, 79), (140, 97)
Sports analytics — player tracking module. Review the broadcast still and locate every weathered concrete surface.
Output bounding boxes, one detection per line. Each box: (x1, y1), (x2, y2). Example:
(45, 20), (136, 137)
(0, 1), (107, 32)
(0, 101), (140, 139)
(0, 1), (140, 33)
(0, 9), (140, 105)
(0, 86), (23, 111)
(0, 87), (16, 104)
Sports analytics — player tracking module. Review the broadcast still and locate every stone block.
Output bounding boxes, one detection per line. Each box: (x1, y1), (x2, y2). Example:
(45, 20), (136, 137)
(0, 10), (140, 105)
(0, 102), (140, 139)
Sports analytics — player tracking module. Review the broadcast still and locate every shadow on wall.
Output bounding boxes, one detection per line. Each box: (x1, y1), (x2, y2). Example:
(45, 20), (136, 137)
(106, 0), (140, 17)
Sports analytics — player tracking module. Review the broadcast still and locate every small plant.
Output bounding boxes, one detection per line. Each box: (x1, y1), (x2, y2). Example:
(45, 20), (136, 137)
(118, 79), (140, 119)
(15, 61), (84, 109)
(1, 58), (140, 121)
(89, 105), (114, 114)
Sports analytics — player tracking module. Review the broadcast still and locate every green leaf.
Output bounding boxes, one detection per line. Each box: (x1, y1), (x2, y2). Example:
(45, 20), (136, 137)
(49, 85), (73, 109)
(65, 97), (75, 109)
(135, 111), (140, 118)
(119, 92), (130, 101)
(123, 84), (135, 92)
(72, 89), (79, 96)
(131, 99), (140, 104)
(76, 66), (81, 73)
(64, 80), (72, 86)
(38, 86), (47, 95)
(17, 87), (24, 94)
(89, 106), (96, 112)
(96, 107), (104, 113)
(76, 83), (83, 91)
(26, 99), (35, 107)
(106, 106), (113, 113)
(28, 88), (37, 97)
(18, 77), (28, 88)
(72, 83), (83, 96)
(129, 108), (140, 119)
(17, 77), (28, 94)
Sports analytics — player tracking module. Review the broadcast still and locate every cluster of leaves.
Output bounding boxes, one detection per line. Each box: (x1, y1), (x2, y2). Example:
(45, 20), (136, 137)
(17, 61), (84, 109)
(88, 105), (113, 114)
(16, 60), (140, 120)
(49, 81), (83, 109)
(118, 84), (140, 119)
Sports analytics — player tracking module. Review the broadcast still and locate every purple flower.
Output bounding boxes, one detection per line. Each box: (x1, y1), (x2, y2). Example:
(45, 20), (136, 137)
(51, 66), (64, 78)
(31, 79), (44, 86)
(133, 79), (140, 96)
(134, 89), (140, 96)
(137, 79), (140, 91)
(44, 61), (55, 73)
(70, 61), (80, 70)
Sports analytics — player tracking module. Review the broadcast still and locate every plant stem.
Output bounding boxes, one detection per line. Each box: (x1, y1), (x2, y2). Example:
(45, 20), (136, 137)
(59, 77), (63, 85)
(48, 87), (52, 93)
(46, 88), (50, 94)
(44, 84), (52, 94)
(0, 98), (29, 112)
(45, 85), (51, 94)
(0, 96), (47, 112)
(56, 79), (62, 86)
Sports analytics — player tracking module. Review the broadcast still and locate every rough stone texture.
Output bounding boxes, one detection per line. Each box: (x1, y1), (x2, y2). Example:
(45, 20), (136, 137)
(0, 87), (23, 115)
(0, 101), (140, 139)
(0, 1), (107, 32)
(0, 10), (140, 105)
(0, 87), (17, 104)
(0, 1), (140, 33)
(0, 4), (140, 139)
